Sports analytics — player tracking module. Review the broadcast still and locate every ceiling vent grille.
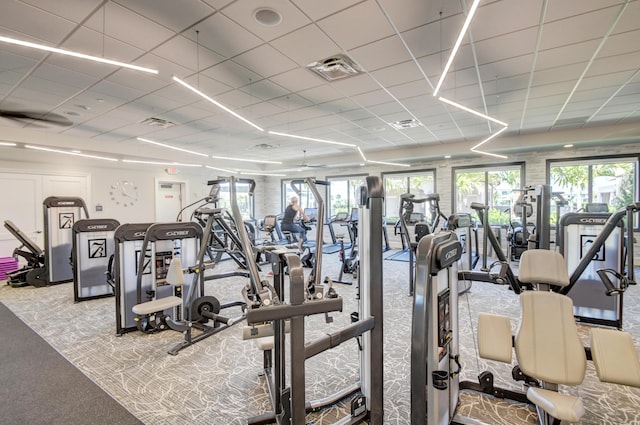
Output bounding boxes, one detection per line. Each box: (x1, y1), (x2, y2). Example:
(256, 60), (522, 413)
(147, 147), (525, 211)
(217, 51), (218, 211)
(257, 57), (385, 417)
(390, 119), (422, 130)
(307, 54), (363, 81)
(139, 117), (177, 128)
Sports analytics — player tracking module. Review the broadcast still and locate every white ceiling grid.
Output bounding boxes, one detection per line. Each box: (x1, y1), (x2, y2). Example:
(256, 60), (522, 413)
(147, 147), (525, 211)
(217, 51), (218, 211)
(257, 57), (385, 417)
(0, 0), (638, 173)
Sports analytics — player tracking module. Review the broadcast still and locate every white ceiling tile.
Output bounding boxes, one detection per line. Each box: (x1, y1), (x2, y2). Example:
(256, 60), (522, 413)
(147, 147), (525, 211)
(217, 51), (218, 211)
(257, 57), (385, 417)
(612, 0), (640, 34)
(540, 6), (622, 51)
(202, 60), (263, 90)
(0, 0), (76, 42)
(232, 45), (298, 79)
(330, 74), (381, 97)
(189, 13), (264, 59)
(587, 51), (640, 77)
(544, 0), (624, 23)
(378, 0), (460, 33)
(152, 36), (225, 73)
(472, 0), (543, 41)
(113, 0), (216, 32)
(317, 2), (395, 50)
(370, 61), (427, 88)
(84, 2), (176, 51)
(290, 0), (363, 21)
(268, 68), (323, 93)
(271, 24), (341, 66)
(349, 36), (413, 72)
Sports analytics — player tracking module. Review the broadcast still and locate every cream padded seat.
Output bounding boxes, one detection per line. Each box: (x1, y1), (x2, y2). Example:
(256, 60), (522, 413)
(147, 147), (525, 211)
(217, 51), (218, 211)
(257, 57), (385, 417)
(526, 387), (585, 423)
(518, 248), (570, 287)
(132, 257), (184, 316)
(477, 249), (640, 424)
(590, 327), (640, 388)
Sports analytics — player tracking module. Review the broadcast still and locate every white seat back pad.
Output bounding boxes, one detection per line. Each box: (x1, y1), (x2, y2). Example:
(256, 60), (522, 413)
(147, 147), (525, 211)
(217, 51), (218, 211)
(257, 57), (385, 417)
(519, 249), (570, 288)
(516, 291), (586, 385)
(590, 327), (640, 388)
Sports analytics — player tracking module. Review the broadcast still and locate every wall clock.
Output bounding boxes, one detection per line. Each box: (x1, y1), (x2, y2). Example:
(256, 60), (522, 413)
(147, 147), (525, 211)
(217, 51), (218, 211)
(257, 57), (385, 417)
(110, 180), (139, 207)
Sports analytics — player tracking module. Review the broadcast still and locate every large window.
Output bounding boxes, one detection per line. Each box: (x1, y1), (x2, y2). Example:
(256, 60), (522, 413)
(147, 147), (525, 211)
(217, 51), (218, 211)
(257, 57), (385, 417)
(548, 156), (638, 218)
(281, 178), (318, 211)
(453, 163), (525, 226)
(210, 180), (254, 220)
(327, 174), (367, 219)
(382, 170), (436, 222)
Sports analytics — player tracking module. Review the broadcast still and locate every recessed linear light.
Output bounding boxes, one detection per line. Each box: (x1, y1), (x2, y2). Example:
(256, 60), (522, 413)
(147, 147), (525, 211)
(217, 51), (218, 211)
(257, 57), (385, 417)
(357, 146), (367, 161)
(439, 97), (508, 127)
(172, 76), (264, 132)
(367, 160), (410, 168)
(0, 35), (158, 74)
(564, 144), (574, 148)
(206, 165), (235, 173)
(122, 159), (202, 167)
(268, 131), (356, 147)
(240, 171), (287, 177)
(470, 125), (509, 151)
(25, 144), (118, 161)
(136, 137), (208, 157)
(444, 155), (452, 159)
(433, 0), (481, 97)
(471, 149), (508, 159)
(0, 142), (17, 146)
(210, 155), (281, 164)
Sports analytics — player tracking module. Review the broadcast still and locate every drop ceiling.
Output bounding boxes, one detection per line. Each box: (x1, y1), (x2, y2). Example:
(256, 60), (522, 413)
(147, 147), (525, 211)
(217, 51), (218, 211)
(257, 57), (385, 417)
(0, 0), (639, 173)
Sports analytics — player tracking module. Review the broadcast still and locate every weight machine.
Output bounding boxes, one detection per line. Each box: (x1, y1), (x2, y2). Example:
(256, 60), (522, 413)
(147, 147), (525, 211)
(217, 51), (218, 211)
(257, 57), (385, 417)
(242, 176), (385, 425)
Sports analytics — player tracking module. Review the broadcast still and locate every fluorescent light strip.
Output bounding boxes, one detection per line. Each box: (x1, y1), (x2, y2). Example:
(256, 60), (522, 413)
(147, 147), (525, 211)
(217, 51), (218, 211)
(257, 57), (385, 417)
(357, 146), (368, 161)
(25, 144), (118, 161)
(172, 76), (264, 132)
(206, 165), (236, 173)
(0, 35), (158, 74)
(210, 155), (281, 164)
(240, 171), (287, 177)
(439, 97), (508, 127)
(367, 160), (410, 168)
(471, 149), (508, 159)
(470, 125), (508, 150)
(123, 159), (202, 167)
(0, 142), (17, 146)
(136, 137), (208, 157)
(433, 0), (481, 96)
(269, 131), (357, 147)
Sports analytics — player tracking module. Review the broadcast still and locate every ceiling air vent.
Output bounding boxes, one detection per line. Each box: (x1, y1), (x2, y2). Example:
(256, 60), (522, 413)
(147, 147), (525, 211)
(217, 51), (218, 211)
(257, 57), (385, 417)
(307, 54), (363, 81)
(390, 119), (422, 130)
(139, 117), (176, 128)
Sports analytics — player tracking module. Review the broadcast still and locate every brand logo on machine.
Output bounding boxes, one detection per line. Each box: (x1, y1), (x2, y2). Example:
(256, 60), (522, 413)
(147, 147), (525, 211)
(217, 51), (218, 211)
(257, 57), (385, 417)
(87, 225), (108, 230)
(165, 230), (190, 237)
(579, 218), (607, 224)
(444, 249), (458, 261)
(56, 201), (76, 206)
(133, 231), (146, 237)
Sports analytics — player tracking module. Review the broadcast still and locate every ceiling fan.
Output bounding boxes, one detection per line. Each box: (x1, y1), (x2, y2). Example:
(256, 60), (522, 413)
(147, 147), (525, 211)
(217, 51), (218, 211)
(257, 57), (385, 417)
(297, 150), (326, 168)
(0, 109), (73, 127)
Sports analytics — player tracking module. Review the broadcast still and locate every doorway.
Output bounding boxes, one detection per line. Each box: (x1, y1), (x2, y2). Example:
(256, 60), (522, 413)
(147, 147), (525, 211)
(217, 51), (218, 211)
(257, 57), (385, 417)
(155, 180), (185, 223)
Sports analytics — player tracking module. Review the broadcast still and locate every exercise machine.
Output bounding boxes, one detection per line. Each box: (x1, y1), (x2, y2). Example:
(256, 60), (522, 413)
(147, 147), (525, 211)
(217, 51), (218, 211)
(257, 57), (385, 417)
(557, 202), (640, 329)
(412, 244), (640, 424)
(457, 202), (528, 293)
(244, 175), (384, 425)
(131, 220), (245, 355)
(71, 218), (120, 302)
(113, 222), (153, 335)
(3, 220), (46, 287)
(43, 196), (90, 285)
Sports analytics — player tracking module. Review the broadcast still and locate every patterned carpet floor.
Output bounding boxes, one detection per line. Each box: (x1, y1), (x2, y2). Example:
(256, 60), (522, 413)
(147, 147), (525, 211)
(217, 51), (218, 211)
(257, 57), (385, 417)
(1, 249), (639, 424)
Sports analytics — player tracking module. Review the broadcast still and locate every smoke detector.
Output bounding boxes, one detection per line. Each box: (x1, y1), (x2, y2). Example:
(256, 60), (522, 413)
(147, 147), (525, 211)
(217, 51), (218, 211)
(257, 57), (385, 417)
(139, 117), (177, 128)
(307, 54), (363, 81)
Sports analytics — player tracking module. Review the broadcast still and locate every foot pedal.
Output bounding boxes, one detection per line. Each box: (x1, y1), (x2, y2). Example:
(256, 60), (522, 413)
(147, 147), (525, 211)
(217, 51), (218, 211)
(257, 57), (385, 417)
(350, 394), (366, 417)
